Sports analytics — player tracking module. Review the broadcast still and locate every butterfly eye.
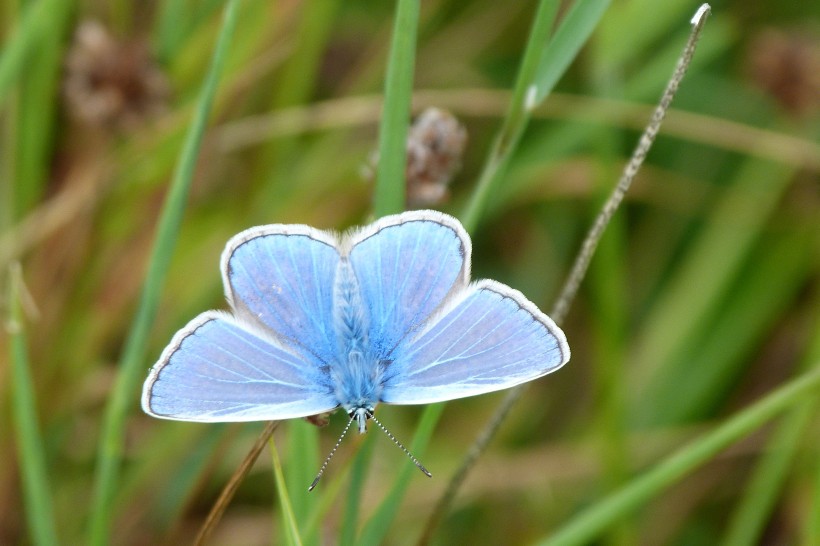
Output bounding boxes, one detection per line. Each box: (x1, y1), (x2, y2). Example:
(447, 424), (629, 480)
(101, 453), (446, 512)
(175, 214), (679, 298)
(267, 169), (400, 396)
(348, 407), (374, 420)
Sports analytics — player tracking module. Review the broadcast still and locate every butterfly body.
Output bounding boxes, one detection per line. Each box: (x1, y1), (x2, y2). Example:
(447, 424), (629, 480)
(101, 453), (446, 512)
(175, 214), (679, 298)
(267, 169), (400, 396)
(142, 210), (569, 433)
(330, 258), (382, 431)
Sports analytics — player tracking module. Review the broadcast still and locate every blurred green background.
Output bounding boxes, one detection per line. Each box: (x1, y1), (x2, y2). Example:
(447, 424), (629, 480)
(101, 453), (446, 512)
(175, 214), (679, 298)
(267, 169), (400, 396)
(1, 0), (818, 545)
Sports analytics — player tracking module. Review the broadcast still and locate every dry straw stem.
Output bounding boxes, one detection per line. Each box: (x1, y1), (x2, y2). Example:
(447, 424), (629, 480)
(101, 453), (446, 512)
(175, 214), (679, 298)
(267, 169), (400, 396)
(86, 3), (241, 544)
(4, 88), (816, 274)
(193, 421), (279, 546)
(214, 90), (820, 173)
(417, 5), (713, 544)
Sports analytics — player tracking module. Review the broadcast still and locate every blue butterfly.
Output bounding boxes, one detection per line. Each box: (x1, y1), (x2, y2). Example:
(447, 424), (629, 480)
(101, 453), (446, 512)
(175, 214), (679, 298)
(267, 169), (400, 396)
(141, 210), (569, 486)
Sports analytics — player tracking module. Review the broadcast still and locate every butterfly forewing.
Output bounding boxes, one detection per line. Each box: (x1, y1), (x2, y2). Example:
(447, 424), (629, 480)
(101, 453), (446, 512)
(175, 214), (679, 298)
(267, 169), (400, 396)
(142, 311), (337, 421)
(222, 225), (340, 365)
(347, 211), (470, 358)
(380, 280), (570, 405)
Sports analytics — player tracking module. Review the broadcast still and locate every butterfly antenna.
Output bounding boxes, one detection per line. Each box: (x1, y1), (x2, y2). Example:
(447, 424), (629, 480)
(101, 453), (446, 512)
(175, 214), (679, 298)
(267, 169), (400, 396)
(309, 415), (355, 491)
(367, 411), (432, 478)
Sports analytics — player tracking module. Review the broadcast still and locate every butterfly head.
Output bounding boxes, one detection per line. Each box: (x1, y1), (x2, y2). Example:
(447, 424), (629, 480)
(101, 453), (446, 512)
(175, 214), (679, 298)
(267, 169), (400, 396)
(348, 405), (373, 434)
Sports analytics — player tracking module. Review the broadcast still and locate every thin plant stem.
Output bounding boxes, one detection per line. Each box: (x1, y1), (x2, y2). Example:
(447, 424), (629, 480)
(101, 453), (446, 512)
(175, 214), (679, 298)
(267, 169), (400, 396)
(417, 5), (712, 544)
(86, 3), (240, 545)
(6, 263), (60, 546)
(194, 421), (279, 546)
(212, 89), (820, 171)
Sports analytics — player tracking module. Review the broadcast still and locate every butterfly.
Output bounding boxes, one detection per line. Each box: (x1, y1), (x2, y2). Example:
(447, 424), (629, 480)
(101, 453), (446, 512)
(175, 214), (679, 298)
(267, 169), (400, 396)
(141, 210), (570, 487)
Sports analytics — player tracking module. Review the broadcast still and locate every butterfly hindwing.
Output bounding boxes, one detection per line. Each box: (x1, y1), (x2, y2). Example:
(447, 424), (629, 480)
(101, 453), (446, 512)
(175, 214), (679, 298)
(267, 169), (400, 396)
(142, 311), (338, 422)
(222, 224), (340, 365)
(346, 211), (470, 359)
(380, 280), (570, 405)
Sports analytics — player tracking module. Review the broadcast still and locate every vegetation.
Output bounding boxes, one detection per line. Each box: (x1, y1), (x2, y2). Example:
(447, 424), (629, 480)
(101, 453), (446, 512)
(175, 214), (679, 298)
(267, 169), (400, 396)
(1, 1), (818, 544)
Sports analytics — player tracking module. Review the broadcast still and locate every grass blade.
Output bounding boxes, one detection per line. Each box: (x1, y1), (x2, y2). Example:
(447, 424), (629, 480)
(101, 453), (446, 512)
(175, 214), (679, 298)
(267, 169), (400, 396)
(358, 404), (443, 546)
(538, 366), (820, 546)
(339, 432), (376, 546)
(373, 0), (420, 217)
(86, 3), (241, 544)
(0, 0), (68, 105)
(7, 263), (60, 546)
(286, 421), (320, 546)
(420, 8), (712, 542)
(530, 0), (611, 105)
(722, 303), (820, 546)
(271, 435), (304, 546)
(461, 0), (609, 231)
(635, 158), (796, 424)
(807, 442), (820, 545)
(11, 0), (72, 216)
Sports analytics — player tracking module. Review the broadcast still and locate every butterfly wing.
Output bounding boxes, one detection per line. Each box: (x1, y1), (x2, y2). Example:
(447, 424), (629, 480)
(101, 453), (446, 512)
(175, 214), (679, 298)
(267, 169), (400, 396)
(142, 311), (338, 422)
(380, 280), (570, 405)
(222, 224), (340, 365)
(346, 210), (470, 358)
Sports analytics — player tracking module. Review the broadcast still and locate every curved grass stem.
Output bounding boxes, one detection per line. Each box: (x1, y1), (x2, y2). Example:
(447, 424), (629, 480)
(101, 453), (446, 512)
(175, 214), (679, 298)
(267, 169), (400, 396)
(417, 5), (712, 544)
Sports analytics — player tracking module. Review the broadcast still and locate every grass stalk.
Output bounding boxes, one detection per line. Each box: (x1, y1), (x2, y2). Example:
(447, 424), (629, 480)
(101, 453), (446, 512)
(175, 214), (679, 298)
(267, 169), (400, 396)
(461, 0), (607, 232)
(271, 435), (305, 546)
(722, 303), (820, 546)
(373, 0), (420, 217)
(0, 0), (68, 105)
(7, 263), (60, 546)
(418, 7), (712, 542)
(539, 366), (820, 546)
(86, 3), (240, 544)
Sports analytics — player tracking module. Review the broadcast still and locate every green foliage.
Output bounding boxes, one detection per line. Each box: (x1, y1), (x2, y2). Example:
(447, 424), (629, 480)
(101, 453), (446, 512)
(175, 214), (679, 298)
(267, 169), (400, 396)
(1, 1), (818, 544)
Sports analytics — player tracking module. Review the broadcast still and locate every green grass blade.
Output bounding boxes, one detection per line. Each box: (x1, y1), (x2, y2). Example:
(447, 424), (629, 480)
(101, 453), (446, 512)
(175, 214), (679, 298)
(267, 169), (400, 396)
(358, 404), (443, 546)
(460, 0), (560, 232)
(339, 432), (376, 546)
(634, 159), (795, 425)
(154, 0), (189, 63)
(7, 264), (60, 546)
(124, 425), (228, 533)
(393, 5), (565, 526)
(286, 421), (319, 546)
(271, 436), (304, 546)
(807, 441), (820, 545)
(373, 0), (420, 217)
(0, 0), (67, 105)
(723, 402), (814, 546)
(371, 1), (612, 537)
(587, 163), (632, 544)
(644, 226), (813, 424)
(12, 0), (71, 216)
(537, 366), (820, 546)
(462, 0), (611, 231)
(86, 3), (241, 544)
(722, 305), (820, 546)
(530, 0), (612, 105)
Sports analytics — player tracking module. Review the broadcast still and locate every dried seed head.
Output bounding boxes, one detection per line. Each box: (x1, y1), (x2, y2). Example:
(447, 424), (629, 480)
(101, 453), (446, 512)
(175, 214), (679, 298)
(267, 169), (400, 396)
(405, 108), (467, 207)
(63, 21), (171, 131)
(363, 107), (467, 208)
